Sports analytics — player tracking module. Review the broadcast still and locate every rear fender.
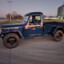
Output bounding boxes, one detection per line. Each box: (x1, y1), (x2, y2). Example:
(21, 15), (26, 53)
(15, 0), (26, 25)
(52, 26), (64, 36)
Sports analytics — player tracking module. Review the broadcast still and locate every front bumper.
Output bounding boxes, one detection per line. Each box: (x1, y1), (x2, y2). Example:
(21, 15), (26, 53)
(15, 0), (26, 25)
(0, 29), (2, 38)
(0, 34), (3, 38)
(0, 34), (1, 38)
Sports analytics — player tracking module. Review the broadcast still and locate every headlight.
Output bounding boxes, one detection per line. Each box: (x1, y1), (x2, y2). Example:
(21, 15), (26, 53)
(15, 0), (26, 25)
(0, 28), (1, 34)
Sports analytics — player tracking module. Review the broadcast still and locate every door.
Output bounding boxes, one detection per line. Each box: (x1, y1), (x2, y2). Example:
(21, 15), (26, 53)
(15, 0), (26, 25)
(24, 15), (43, 38)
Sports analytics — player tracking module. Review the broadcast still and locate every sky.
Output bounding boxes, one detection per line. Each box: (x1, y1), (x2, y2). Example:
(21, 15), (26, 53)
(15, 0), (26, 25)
(0, 0), (64, 17)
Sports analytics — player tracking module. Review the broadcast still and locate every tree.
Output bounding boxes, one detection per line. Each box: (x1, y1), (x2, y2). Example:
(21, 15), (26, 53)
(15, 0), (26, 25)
(6, 13), (12, 19)
(6, 11), (23, 20)
(16, 14), (23, 20)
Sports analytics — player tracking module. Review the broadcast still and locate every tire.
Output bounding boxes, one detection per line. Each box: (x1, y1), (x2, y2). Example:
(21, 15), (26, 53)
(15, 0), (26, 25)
(3, 33), (20, 48)
(53, 30), (63, 41)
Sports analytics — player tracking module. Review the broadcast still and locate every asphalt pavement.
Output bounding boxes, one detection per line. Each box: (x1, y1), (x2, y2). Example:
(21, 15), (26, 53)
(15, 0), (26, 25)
(0, 36), (64, 64)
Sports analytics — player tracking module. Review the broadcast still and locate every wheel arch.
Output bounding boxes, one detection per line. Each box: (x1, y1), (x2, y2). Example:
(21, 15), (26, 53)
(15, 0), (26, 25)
(2, 31), (24, 39)
(54, 28), (64, 34)
(56, 28), (64, 33)
(51, 27), (64, 36)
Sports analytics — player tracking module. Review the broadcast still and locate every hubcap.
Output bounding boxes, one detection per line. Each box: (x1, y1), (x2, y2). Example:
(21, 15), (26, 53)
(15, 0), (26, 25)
(7, 37), (17, 46)
(56, 33), (62, 39)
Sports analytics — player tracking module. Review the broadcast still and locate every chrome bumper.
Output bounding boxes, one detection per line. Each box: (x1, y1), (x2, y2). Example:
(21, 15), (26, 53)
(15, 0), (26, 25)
(0, 29), (2, 38)
(0, 34), (1, 38)
(0, 34), (3, 38)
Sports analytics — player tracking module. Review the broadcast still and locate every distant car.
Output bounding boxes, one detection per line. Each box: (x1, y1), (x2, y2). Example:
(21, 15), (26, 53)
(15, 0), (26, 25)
(0, 12), (64, 48)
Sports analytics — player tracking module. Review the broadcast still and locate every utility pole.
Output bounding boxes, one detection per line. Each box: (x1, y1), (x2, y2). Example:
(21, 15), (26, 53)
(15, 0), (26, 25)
(8, 0), (12, 22)
(63, 2), (64, 5)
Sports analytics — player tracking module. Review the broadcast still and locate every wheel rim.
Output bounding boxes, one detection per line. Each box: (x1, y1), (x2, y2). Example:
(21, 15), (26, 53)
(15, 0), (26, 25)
(56, 33), (63, 39)
(7, 37), (17, 46)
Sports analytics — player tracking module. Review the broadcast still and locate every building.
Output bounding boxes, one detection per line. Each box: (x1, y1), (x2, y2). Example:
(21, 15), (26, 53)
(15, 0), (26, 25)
(57, 4), (64, 19)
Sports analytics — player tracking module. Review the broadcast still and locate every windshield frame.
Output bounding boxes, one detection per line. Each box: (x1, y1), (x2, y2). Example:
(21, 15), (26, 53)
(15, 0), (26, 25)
(22, 15), (29, 24)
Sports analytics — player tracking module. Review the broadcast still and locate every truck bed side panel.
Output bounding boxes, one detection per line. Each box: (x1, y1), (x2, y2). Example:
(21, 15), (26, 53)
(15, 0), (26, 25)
(43, 22), (64, 35)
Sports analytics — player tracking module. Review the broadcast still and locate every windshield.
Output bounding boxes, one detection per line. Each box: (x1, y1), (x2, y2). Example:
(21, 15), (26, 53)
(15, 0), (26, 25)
(22, 16), (29, 24)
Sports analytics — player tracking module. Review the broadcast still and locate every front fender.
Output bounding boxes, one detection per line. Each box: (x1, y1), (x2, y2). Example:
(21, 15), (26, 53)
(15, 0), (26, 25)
(1, 29), (24, 39)
(17, 31), (24, 39)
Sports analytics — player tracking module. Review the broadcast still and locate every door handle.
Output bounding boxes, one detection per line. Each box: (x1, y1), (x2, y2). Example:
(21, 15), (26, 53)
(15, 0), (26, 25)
(30, 27), (36, 30)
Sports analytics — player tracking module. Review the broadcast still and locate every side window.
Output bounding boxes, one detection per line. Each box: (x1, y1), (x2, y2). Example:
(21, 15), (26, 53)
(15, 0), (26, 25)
(29, 15), (41, 25)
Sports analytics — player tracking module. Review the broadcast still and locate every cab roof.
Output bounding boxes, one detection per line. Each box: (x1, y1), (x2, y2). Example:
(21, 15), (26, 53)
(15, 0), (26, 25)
(25, 12), (43, 16)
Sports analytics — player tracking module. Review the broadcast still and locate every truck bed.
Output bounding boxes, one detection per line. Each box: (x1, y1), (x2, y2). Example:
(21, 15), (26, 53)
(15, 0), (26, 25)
(43, 21), (64, 34)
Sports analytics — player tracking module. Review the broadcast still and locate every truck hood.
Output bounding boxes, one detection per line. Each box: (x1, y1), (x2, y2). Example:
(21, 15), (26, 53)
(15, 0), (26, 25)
(1, 23), (26, 28)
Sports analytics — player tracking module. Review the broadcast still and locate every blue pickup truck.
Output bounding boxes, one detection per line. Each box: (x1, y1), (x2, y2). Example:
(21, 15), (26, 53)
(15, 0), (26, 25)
(0, 12), (64, 48)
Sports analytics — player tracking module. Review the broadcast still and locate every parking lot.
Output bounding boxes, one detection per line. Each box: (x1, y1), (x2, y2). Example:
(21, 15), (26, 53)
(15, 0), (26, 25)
(0, 36), (64, 64)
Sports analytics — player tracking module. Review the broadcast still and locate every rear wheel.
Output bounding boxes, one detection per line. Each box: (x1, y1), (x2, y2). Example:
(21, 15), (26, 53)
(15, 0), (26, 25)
(53, 30), (63, 41)
(3, 33), (20, 48)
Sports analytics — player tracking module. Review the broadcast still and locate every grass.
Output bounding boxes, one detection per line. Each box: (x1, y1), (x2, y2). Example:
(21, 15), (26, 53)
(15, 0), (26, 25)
(44, 19), (64, 22)
(0, 19), (64, 25)
(4, 20), (22, 24)
(0, 20), (22, 25)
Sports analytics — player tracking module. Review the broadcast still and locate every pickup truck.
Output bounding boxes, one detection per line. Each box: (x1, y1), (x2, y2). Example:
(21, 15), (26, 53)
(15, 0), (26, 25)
(0, 12), (64, 48)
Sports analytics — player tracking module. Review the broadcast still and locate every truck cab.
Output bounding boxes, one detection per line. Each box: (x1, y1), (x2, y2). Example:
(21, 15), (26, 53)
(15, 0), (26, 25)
(23, 12), (43, 38)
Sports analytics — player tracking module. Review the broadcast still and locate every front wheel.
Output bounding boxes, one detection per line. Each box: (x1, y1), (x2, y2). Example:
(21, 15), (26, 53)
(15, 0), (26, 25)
(3, 33), (20, 48)
(53, 30), (63, 41)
